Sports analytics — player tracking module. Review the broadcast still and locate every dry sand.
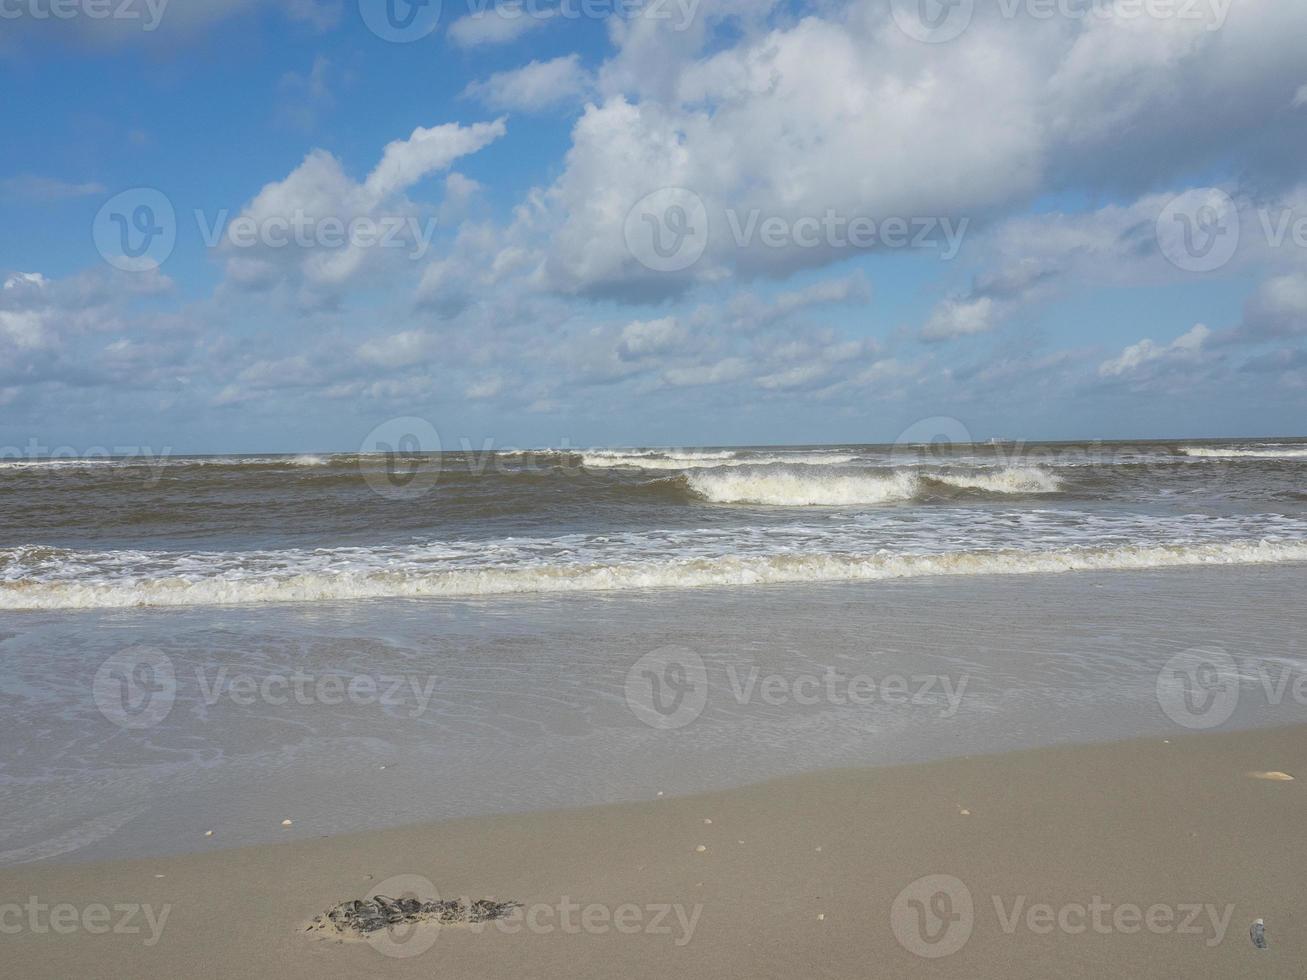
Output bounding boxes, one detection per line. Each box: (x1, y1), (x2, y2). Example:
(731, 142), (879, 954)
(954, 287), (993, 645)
(2, 723), (1303, 978)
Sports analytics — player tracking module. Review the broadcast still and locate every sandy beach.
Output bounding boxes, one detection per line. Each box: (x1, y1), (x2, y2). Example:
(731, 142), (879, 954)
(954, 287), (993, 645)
(3, 722), (1302, 978)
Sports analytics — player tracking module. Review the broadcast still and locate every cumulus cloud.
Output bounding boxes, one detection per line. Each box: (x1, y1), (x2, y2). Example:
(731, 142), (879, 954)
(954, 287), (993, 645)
(533, 0), (1307, 299)
(217, 118), (506, 302)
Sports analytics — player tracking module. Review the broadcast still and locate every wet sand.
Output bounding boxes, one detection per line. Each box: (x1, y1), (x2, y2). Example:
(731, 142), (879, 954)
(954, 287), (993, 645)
(2, 723), (1303, 979)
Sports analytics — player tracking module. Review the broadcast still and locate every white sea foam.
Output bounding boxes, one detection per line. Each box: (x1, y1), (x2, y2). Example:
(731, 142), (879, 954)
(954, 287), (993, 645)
(688, 468), (921, 504)
(580, 450), (859, 469)
(2, 539), (1305, 610)
(937, 466), (1062, 494)
(685, 466), (1059, 504)
(1181, 446), (1307, 459)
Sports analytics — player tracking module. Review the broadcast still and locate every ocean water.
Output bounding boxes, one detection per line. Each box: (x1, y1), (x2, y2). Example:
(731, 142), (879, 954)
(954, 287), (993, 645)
(1, 438), (1306, 609)
(2, 438), (1306, 864)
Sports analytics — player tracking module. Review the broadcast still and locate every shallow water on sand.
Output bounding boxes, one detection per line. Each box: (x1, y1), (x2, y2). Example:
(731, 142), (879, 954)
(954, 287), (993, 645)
(2, 564), (1304, 865)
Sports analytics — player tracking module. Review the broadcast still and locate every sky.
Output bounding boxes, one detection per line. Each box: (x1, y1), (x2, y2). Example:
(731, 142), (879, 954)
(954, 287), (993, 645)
(1, 0), (1305, 454)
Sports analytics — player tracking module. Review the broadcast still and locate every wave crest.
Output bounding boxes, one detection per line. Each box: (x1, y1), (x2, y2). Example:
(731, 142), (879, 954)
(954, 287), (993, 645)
(2, 539), (1304, 610)
(686, 466), (1060, 505)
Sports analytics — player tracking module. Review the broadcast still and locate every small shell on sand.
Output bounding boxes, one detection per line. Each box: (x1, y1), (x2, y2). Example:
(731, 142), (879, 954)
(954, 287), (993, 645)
(1246, 771), (1294, 781)
(281, 819), (294, 826)
(703, 818), (712, 824)
(695, 845), (707, 853)
(817, 913), (825, 921)
(1250, 918), (1268, 948)
(960, 809), (971, 816)
(204, 830), (214, 837)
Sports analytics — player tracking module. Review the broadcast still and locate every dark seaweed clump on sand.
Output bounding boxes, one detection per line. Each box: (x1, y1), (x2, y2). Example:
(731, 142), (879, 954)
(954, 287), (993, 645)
(308, 895), (521, 936)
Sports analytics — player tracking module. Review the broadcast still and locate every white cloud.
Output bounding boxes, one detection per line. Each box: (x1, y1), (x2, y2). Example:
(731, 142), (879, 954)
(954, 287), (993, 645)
(1099, 324), (1211, 377)
(447, 8), (553, 47)
(220, 118), (506, 301)
(617, 316), (687, 359)
(921, 297), (997, 342)
(465, 55), (593, 112)
(535, 0), (1307, 298)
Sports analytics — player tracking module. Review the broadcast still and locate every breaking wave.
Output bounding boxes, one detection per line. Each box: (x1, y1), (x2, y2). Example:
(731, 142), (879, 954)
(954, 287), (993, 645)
(1181, 446), (1307, 459)
(685, 466), (1061, 505)
(2, 539), (1304, 610)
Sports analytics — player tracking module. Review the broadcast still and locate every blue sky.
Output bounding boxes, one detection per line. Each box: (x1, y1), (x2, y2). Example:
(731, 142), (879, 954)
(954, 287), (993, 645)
(1, 0), (1305, 454)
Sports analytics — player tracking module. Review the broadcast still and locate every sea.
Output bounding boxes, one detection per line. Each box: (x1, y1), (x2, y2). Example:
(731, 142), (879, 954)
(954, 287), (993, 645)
(1, 438), (1305, 864)
(2, 438), (1306, 608)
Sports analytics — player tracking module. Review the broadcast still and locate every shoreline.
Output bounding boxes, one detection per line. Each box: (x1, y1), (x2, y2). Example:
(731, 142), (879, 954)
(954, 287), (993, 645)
(2, 723), (1303, 978)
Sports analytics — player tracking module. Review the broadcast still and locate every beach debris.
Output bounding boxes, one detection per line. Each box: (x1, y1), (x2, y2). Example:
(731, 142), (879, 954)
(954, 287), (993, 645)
(281, 819), (294, 826)
(1250, 918), (1267, 949)
(695, 845), (707, 853)
(817, 913), (825, 921)
(1246, 771), (1294, 781)
(204, 830), (214, 837)
(308, 895), (521, 938)
(703, 818), (712, 824)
